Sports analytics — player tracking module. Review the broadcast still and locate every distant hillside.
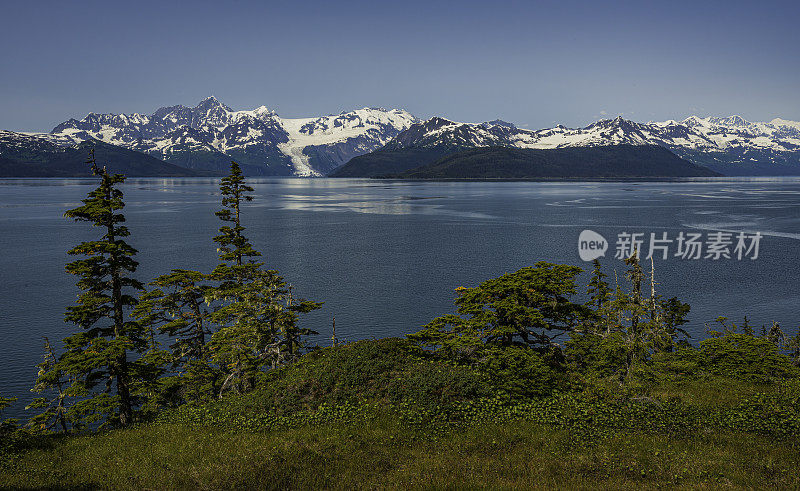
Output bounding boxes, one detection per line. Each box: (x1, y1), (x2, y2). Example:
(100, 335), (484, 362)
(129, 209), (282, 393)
(0, 132), (210, 177)
(331, 114), (800, 177)
(328, 148), (455, 177)
(381, 145), (720, 179)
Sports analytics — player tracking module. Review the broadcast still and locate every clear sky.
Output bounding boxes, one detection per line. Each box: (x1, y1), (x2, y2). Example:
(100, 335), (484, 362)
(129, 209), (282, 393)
(1, 0), (798, 132)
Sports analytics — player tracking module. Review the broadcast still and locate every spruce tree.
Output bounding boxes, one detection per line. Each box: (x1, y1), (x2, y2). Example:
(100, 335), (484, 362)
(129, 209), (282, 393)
(32, 151), (149, 428)
(409, 262), (591, 357)
(586, 259), (614, 335)
(567, 259), (691, 380)
(0, 394), (18, 432)
(788, 332), (800, 367)
(207, 162), (320, 396)
(26, 338), (69, 432)
(212, 161), (260, 283)
(134, 270), (218, 403)
(624, 252), (645, 332)
(659, 297), (690, 346)
(279, 285), (321, 362)
(587, 259), (611, 311)
(742, 316), (755, 336)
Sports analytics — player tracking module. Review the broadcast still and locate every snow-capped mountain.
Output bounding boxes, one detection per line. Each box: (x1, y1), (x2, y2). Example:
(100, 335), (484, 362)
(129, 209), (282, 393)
(48, 97), (418, 176)
(376, 115), (800, 175)
(0, 130), (78, 159)
(7, 100), (800, 176)
(0, 130), (202, 177)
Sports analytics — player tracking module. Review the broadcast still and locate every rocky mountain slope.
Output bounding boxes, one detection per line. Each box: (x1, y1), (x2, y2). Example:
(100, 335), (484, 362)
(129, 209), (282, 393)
(0, 131), (204, 177)
(4, 99), (799, 177)
(335, 115), (800, 176)
(48, 97), (417, 176)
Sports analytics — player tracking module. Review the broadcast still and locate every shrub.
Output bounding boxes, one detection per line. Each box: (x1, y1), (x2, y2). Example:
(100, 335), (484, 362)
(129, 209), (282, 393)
(478, 347), (560, 398)
(699, 333), (799, 382)
(564, 332), (629, 379)
(644, 347), (704, 382)
(205, 338), (494, 416)
(0, 395), (17, 433)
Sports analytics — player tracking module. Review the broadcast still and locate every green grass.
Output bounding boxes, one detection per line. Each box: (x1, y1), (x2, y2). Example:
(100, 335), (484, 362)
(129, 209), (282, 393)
(2, 417), (799, 489)
(3, 338), (800, 489)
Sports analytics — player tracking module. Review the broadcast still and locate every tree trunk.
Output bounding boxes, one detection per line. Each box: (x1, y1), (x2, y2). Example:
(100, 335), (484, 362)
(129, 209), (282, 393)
(108, 214), (132, 427)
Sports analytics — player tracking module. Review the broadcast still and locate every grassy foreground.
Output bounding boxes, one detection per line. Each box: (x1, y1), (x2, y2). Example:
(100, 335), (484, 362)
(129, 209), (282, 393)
(2, 338), (800, 489)
(2, 417), (799, 489)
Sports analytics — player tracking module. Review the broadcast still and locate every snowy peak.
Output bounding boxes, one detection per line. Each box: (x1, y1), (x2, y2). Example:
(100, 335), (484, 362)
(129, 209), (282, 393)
(0, 130), (78, 156)
(32, 100), (800, 175)
(385, 117), (498, 151)
(385, 115), (660, 152)
(49, 98), (418, 176)
(294, 107), (414, 137)
(481, 119), (516, 130)
(375, 113), (800, 173)
(192, 96), (234, 128)
(276, 107), (417, 175)
(711, 115), (749, 127)
(195, 95), (232, 112)
(584, 116), (641, 133)
(771, 118), (800, 130)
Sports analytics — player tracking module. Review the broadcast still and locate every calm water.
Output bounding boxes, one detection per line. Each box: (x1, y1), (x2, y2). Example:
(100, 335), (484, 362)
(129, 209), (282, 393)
(2, 177), (800, 419)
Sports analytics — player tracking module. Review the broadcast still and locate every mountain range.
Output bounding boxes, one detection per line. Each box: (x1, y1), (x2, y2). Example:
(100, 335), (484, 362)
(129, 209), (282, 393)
(0, 131), (205, 177)
(333, 115), (800, 177)
(45, 97), (416, 176)
(2, 97), (799, 177)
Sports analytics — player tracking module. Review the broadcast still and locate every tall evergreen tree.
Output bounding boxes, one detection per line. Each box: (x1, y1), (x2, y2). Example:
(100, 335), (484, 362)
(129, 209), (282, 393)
(624, 252), (645, 332)
(587, 259), (611, 311)
(742, 316), (755, 336)
(659, 296), (691, 346)
(212, 162), (260, 284)
(585, 259), (614, 335)
(32, 151), (149, 428)
(207, 162), (320, 396)
(279, 285), (321, 362)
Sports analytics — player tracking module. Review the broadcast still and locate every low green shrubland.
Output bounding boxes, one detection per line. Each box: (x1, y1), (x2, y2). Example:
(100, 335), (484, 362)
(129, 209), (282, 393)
(3, 335), (800, 489)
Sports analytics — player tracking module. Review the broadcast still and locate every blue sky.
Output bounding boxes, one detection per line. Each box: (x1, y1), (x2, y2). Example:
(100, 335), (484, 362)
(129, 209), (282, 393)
(1, 0), (798, 132)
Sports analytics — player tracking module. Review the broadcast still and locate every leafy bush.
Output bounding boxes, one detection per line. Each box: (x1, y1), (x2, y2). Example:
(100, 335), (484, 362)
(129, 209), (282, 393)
(393, 360), (489, 409)
(565, 332), (629, 378)
(409, 263), (591, 353)
(157, 386), (800, 443)
(699, 333), (800, 382)
(208, 338), (493, 415)
(478, 347), (561, 398)
(641, 347), (705, 383)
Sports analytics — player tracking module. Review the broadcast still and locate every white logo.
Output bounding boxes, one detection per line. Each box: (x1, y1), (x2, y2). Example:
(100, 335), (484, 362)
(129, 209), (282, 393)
(578, 230), (608, 261)
(578, 229), (762, 261)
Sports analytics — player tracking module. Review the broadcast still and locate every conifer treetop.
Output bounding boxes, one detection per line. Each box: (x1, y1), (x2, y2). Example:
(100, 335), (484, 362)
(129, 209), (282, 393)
(213, 161), (261, 267)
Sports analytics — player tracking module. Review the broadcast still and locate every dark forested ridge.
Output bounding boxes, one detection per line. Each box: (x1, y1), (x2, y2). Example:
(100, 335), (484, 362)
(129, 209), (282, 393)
(328, 147), (455, 177)
(333, 144), (721, 179)
(398, 145), (720, 178)
(0, 139), (212, 177)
